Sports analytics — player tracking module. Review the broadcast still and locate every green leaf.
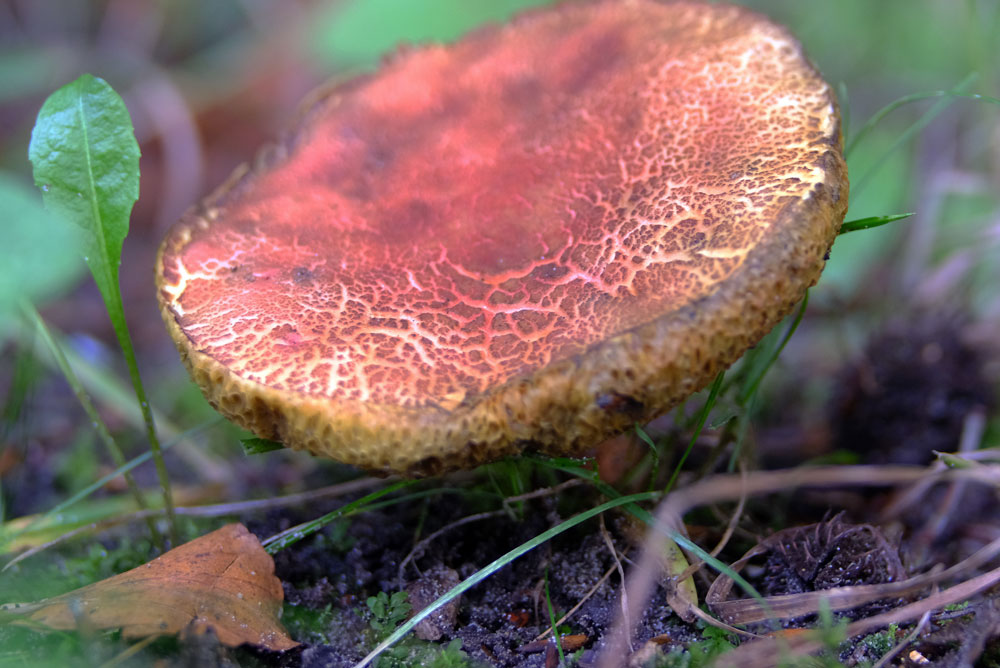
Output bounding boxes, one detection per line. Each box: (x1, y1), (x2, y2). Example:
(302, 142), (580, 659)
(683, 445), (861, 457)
(934, 451), (977, 469)
(28, 73), (177, 544)
(28, 73), (139, 311)
(0, 173), (85, 322)
(240, 437), (287, 455)
(261, 479), (420, 553)
(838, 212), (914, 235)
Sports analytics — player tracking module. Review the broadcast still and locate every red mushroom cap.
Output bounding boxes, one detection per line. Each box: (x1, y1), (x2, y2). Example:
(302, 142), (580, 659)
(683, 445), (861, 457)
(157, 0), (848, 475)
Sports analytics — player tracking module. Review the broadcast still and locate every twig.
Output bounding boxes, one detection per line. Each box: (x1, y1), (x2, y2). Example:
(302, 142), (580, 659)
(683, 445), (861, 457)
(396, 478), (584, 588)
(533, 557), (623, 643)
(714, 563), (1000, 667)
(913, 408), (987, 549)
(595, 464), (997, 668)
(600, 514), (631, 650)
(397, 510), (504, 588)
(871, 609), (931, 668)
(3, 476), (386, 570)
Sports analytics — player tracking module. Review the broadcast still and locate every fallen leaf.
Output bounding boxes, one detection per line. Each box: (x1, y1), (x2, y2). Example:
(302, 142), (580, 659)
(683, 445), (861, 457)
(623, 515), (698, 623)
(657, 535), (699, 623)
(1, 524), (298, 650)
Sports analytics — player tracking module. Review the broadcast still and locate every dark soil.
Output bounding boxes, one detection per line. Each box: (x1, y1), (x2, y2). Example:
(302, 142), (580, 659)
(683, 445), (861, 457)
(251, 494), (696, 667)
(831, 318), (995, 466)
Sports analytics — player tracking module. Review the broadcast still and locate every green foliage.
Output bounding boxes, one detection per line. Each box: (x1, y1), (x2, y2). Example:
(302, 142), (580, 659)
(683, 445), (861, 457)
(28, 73), (176, 542)
(239, 437), (286, 455)
(483, 457), (549, 514)
(652, 625), (738, 667)
(363, 591), (477, 668)
(428, 640), (475, 668)
(28, 74), (138, 323)
(375, 637), (475, 668)
(367, 591), (412, 640)
(0, 622), (184, 668)
(858, 623), (899, 660)
(313, 519), (356, 553)
(0, 534), (152, 605)
(777, 601), (850, 668)
(282, 603), (336, 645)
(67, 539), (154, 586)
(0, 625), (93, 668)
(839, 213), (914, 235)
(0, 174), (84, 324)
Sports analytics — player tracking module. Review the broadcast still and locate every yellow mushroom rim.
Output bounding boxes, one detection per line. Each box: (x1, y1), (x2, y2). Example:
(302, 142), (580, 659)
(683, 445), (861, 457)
(157, 0), (849, 475)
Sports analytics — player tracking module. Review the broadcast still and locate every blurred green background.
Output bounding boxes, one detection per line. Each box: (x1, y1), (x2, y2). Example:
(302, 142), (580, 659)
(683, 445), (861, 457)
(0, 0), (997, 512)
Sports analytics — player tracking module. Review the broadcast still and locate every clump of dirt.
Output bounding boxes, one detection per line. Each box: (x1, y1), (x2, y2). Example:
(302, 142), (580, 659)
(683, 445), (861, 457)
(756, 514), (905, 616)
(831, 318), (995, 465)
(707, 514), (907, 632)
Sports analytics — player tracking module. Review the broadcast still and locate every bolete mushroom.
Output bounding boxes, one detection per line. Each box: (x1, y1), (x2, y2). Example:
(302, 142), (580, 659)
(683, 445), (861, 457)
(157, 0), (848, 475)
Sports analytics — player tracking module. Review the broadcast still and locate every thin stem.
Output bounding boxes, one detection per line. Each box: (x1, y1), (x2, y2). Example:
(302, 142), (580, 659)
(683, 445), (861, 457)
(663, 371), (725, 495)
(21, 301), (162, 548)
(104, 287), (177, 545)
(739, 292), (809, 406)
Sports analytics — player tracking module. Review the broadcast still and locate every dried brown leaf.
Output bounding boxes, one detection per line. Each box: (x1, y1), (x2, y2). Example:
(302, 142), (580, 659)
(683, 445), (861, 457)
(1, 524), (297, 651)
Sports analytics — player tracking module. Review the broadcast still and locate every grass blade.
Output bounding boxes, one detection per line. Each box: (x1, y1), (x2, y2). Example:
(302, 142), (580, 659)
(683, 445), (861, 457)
(845, 77), (1000, 157)
(0, 420), (219, 557)
(261, 480), (419, 553)
(664, 371), (724, 495)
(738, 292), (809, 406)
(839, 212), (915, 235)
(353, 491), (658, 668)
(19, 302), (158, 545)
(846, 74), (1000, 200)
(28, 74), (176, 542)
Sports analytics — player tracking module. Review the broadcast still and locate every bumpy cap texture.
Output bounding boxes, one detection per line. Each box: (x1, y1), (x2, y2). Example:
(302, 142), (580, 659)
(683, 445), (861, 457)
(157, 0), (849, 475)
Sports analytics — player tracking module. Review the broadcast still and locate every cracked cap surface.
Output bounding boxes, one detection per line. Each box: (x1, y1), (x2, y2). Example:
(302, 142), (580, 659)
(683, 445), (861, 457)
(157, 0), (849, 475)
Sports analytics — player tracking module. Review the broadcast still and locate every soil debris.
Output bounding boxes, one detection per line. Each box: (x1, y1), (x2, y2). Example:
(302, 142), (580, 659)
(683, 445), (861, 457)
(832, 318), (995, 465)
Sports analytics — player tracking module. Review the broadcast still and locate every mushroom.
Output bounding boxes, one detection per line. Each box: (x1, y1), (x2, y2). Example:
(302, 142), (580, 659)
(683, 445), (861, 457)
(157, 0), (848, 475)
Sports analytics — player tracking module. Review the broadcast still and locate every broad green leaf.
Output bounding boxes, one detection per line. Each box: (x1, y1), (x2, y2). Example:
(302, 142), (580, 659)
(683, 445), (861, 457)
(28, 73), (177, 543)
(0, 173), (85, 323)
(28, 73), (139, 314)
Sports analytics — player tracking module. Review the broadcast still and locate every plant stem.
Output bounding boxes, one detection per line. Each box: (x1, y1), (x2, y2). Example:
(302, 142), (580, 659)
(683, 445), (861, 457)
(104, 289), (178, 545)
(21, 301), (163, 549)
